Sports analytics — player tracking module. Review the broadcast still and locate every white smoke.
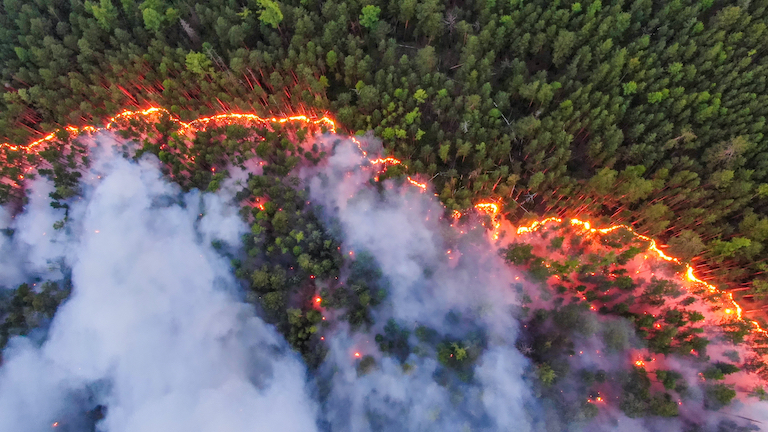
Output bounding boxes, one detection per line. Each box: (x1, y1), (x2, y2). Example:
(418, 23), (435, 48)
(304, 138), (536, 431)
(0, 178), (69, 288)
(0, 146), (318, 431)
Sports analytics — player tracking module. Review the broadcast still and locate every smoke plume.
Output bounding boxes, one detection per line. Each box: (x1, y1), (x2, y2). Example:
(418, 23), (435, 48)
(0, 139), (318, 432)
(303, 139), (537, 431)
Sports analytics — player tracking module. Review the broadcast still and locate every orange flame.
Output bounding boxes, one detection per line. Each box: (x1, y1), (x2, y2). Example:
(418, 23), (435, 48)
(251, 197), (267, 211)
(0, 107), (337, 164)
(474, 202), (502, 240)
(1, 108), (441, 206)
(350, 136), (367, 156)
(514, 217), (768, 337)
(406, 176), (428, 191)
(368, 156), (428, 193)
(369, 157), (401, 166)
(515, 217), (563, 235)
(5, 108), (764, 340)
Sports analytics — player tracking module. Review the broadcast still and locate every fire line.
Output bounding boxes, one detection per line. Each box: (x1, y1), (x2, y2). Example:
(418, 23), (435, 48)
(2, 108), (765, 339)
(515, 216), (768, 337)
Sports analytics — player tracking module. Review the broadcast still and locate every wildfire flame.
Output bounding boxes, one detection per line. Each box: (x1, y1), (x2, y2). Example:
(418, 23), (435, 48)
(4, 108), (764, 340)
(474, 202), (502, 240)
(406, 177), (428, 191)
(367, 153), (427, 192)
(369, 157), (401, 166)
(1, 107), (436, 206)
(515, 217), (767, 337)
(1, 107), (337, 155)
(251, 197), (267, 211)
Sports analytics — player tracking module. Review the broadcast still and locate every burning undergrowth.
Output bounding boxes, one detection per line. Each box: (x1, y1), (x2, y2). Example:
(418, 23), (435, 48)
(499, 221), (768, 428)
(0, 112), (766, 431)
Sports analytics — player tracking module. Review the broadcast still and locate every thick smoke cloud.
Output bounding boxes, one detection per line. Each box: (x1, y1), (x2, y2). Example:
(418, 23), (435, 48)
(0, 179), (69, 287)
(0, 140), (318, 432)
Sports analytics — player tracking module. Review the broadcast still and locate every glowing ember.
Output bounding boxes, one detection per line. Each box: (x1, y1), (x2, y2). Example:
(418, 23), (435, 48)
(587, 396), (605, 404)
(635, 360), (645, 367)
(354, 352), (361, 358)
(474, 202), (500, 215)
(314, 296), (322, 304)
(52, 422), (59, 428)
(350, 136), (367, 156)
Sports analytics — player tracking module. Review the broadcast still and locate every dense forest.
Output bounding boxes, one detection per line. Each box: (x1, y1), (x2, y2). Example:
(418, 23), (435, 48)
(2, 0), (768, 429)
(4, 0), (768, 299)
